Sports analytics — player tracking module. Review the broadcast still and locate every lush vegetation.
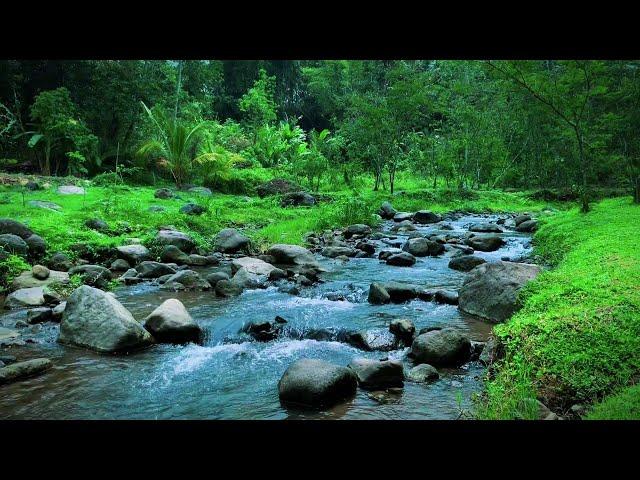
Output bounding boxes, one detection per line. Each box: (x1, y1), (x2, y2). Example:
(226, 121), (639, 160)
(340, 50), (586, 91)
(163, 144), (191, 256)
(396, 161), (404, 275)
(478, 197), (640, 419)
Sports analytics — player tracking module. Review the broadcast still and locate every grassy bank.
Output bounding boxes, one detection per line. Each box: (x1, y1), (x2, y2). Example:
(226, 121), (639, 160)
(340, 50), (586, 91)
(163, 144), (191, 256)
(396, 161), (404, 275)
(479, 197), (640, 419)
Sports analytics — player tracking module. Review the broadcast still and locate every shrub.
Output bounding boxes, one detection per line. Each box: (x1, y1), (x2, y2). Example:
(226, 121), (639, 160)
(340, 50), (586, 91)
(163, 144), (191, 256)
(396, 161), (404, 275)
(0, 252), (30, 292)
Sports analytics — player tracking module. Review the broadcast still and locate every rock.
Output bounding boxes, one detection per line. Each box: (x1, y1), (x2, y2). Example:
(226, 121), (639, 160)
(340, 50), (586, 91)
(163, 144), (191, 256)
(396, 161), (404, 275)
(393, 220), (417, 232)
(379, 248), (402, 260)
(393, 212), (413, 222)
(386, 252), (416, 267)
(470, 341), (485, 361)
(232, 267), (268, 289)
(267, 244), (320, 269)
(148, 206), (166, 212)
(160, 245), (190, 264)
(215, 279), (243, 297)
(154, 188), (173, 199)
(0, 355), (17, 365)
(465, 234), (504, 252)
(389, 319), (415, 343)
(4, 287), (46, 309)
(11, 269), (68, 290)
(156, 229), (196, 253)
(205, 271), (230, 288)
(269, 268), (287, 281)
(321, 246), (356, 258)
(469, 223), (502, 233)
(458, 261), (542, 323)
(346, 329), (401, 352)
(368, 283), (390, 305)
(49, 252), (73, 272)
(0, 234), (28, 255)
(32, 264), (50, 280)
(116, 244), (150, 264)
(213, 228), (250, 253)
(355, 241), (375, 255)
(378, 202), (397, 219)
(383, 281), (418, 303)
(448, 255), (487, 272)
(281, 191), (316, 207)
(136, 261), (176, 279)
(25, 234), (46, 258)
(27, 200), (62, 211)
(85, 218), (109, 232)
(256, 178), (303, 198)
(57, 185), (85, 195)
(278, 358), (358, 408)
(52, 301), (66, 321)
(434, 290), (459, 305)
(348, 358), (404, 390)
(514, 214), (532, 227)
(187, 254), (209, 266)
(143, 298), (202, 344)
(58, 285), (153, 353)
(27, 307), (53, 324)
(413, 210), (442, 224)
(406, 364), (439, 383)
(160, 270), (210, 290)
(402, 238), (444, 257)
(232, 256), (275, 276)
(68, 265), (112, 288)
(410, 328), (471, 367)
(0, 327), (20, 343)
(110, 259), (130, 271)
(516, 220), (538, 233)
(0, 358), (53, 385)
(180, 203), (206, 215)
(344, 224), (371, 238)
(188, 186), (212, 196)
(241, 319), (284, 341)
(0, 218), (33, 239)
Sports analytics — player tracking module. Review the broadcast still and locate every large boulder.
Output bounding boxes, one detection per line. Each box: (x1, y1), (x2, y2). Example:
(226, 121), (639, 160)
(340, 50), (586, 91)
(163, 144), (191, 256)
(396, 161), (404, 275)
(348, 358), (404, 390)
(160, 270), (211, 291)
(281, 191), (316, 207)
(516, 220), (538, 233)
(389, 318), (415, 343)
(256, 178), (303, 198)
(231, 257), (275, 276)
(0, 234), (28, 255)
(382, 281), (418, 303)
(11, 269), (68, 290)
(346, 329), (401, 352)
(344, 224), (371, 238)
(25, 234), (46, 258)
(386, 252), (416, 267)
(143, 298), (201, 344)
(469, 223), (502, 233)
(406, 364), (439, 383)
(179, 203), (206, 215)
(116, 244), (150, 264)
(278, 358), (358, 408)
(213, 228), (250, 253)
(135, 261), (176, 279)
(410, 328), (471, 367)
(156, 229), (196, 253)
(514, 214), (532, 227)
(321, 246), (356, 258)
(0, 218), (33, 239)
(188, 186), (212, 196)
(214, 279), (243, 297)
(458, 261), (542, 323)
(393, 212), (414, 222)
(160, 245), (190, 264)
(0, 358), (53, 385)
(68, 265), (112, 288)
(413, 210), (442, 224)
(267, 244), (320, 268)
(49, 252), (73, 272)
(4, 287), (46, 309)
(448, 255), (487, 272)
(368, 283), (390, 305)
(154, 188), (174, 199)
(58, 285), (153, 353)
(85, 218), (109, 232)
(403, 237), (444, 257)
(465, 234), (504, 252)
(378, 202), (397, 219)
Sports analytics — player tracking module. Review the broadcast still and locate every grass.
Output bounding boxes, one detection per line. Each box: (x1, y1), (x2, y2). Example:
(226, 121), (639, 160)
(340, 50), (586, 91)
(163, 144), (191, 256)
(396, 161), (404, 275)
(586, 384), (640, 419)
(478, 197), (640, 419)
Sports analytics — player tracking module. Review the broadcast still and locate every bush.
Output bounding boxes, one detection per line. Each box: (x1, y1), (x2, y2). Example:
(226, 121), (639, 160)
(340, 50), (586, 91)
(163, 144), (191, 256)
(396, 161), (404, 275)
(0, 252), (30, 292)
(204, 167), (273, 195)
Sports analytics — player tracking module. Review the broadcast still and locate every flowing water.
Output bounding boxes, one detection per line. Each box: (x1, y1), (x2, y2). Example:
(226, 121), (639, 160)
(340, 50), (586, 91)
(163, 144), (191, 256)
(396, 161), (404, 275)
(0, 214), (532, 419)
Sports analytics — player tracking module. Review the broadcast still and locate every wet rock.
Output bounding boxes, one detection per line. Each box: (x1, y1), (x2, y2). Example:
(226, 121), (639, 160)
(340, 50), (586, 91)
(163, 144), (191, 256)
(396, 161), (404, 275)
(85, 218), (109, 231)
(383, 281), (418, 303)
(110, 259), (130, 271)
(389, 318), (415, 343)
(57, 185), (85, 195)
(213, 228), (250, 253)
(144, 298), (202, 344)
(406, 364), (439, 383)
(321, 246), (356, 258)
(393, 212), (413, 222)
(516, 219), (538, 233)
(136, 261), (176, 279)
(159, 245), (189, 265)
(448, 255), (486, 272)
(180, 203), (206, 215)
(470, 341), (485, 361)
(68, 265), (112, 289)
(27, 307), (53, 324)
(344, 224), (371, 238)
(469, 222), (502, 233)
(0, 234), (28, 255)
(241, 319), (283, 341)
(379, 248), (403, 260)
(0, 355), (17, 365)
(355, 241), (375, 255)
(378, 202), (397, 220)
(52, 301), (66, 321)
(154, 188), (173, 199)
(49, 252), (73, 272)
(186, 254), (208, 266)
(393, 220), (417, 232)
(0, 219), (33, 239)
(157, 229), (197, 253)
(267, 244), (320, 269)
(4, 287), (46, 309)
(465, 233), (504, 252)
(346, 329), (401, 352)
(478, 337), (502, 366)
(160, 270), (211, 291)
(59, 285), (153, 353)
(0, 358), (53, 385)
(458, 261), (541, 323)
(31, 264), (50, 280)
(368, 283), (391, 305)
(0, 327), (20, 344)
(116, 244), (150, 265)
(278, 358), (358, 408)
(348, 358), (404, 390)
(214, 279), (243, 297)
(269, 268), (287, 281)
(410, 328), (471, 367)
(232, 256), (276, 277)
(403, 237), (444, 257)
(386, 252), (416, 267)
(205, 271), (230, 288)
(281, 191), (316, 207)
(434, 290), (459, 305)
(514, 214), (532, 227)
(413, 210), (442, 224)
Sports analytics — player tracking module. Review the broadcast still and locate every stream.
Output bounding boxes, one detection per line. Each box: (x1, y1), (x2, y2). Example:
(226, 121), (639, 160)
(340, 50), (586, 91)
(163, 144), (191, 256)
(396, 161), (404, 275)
(0, 214), (532, 419)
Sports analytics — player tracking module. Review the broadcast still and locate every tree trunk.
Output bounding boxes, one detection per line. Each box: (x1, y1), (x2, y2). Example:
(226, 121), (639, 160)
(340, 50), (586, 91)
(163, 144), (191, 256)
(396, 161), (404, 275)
(43, 140), (51, 177)
(575, 126), (590, 213)
(634, 175), (640, 204)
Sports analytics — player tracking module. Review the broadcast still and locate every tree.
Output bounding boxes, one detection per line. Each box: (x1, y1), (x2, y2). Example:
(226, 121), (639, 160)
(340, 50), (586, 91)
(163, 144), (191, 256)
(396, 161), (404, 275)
(239, 68), (277, 129)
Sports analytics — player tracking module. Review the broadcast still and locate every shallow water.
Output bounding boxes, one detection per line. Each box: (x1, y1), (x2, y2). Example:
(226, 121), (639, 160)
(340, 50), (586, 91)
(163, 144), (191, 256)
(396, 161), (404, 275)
(0, 214), (532, 419)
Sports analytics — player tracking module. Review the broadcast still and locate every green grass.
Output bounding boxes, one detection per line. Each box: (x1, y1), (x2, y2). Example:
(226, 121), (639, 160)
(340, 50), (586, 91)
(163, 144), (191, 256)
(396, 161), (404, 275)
(586, 384), (640, 419)
(478, 197), (640, 419)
